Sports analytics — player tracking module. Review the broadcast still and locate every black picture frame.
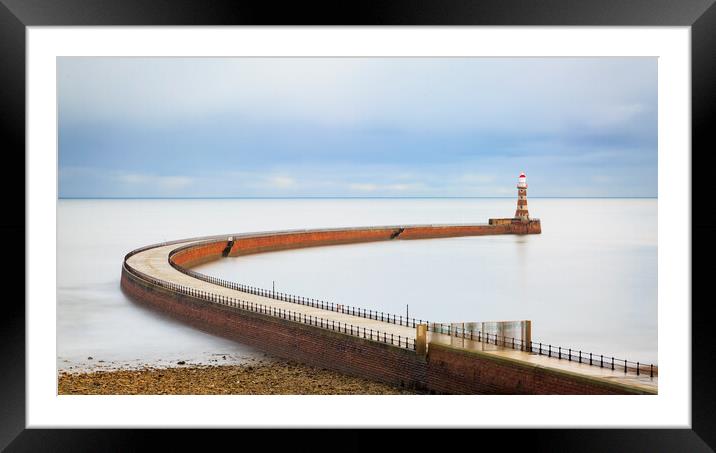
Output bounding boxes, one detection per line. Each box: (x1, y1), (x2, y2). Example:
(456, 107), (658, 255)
(3, 0), (713, 450)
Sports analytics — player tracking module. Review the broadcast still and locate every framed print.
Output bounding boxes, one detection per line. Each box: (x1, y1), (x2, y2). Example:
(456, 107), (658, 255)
(4, 0), (714, 449)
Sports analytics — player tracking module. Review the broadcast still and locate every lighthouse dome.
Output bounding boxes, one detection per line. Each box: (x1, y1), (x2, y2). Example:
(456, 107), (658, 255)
(517, 172), (527, 188)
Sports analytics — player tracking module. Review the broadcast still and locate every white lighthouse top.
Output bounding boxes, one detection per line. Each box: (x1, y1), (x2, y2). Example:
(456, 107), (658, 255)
(517, 171), (527, 188)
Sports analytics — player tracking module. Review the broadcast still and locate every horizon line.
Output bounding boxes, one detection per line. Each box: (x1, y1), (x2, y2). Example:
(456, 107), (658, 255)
(58, 196), (658, 200)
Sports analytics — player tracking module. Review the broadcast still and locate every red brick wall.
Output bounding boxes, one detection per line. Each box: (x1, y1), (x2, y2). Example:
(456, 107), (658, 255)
(121, 266), (648, 395)
(169, 224), (541, 268)
(508, 220), (542, 234)
(424, 343), (650, 395)
(228, 228), (400, 257)
(400, 225), (512, 239)
(171, 241), (227, 267)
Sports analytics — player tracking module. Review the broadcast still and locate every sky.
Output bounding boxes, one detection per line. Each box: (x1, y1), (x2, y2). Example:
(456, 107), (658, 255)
(58, 57), (657, 198)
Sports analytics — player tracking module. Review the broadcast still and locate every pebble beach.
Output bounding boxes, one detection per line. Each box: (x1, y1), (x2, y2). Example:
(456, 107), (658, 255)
(58, 358), (418, 395)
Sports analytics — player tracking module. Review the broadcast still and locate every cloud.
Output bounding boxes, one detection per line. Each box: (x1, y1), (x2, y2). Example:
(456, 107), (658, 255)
(58, 57), (657, 135)
(114, 172), (149, 185)
(157, 176), (194, 190)
(584, 103), (648, 129)
(348, 182), (427, 193)
(349, 183), (378, 192)
(57, 57), (657, 198)
(458, 173), (496, 184)
(267, 176), (296, 188)
(386, 183), (425, 191)
(113, 171), (194, 192)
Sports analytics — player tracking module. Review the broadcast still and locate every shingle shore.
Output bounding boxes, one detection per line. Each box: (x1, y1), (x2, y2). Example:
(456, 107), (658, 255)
(58, 360), (418, 395)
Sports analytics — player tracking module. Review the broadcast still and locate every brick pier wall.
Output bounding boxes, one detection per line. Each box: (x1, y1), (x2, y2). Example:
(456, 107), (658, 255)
(424, 343), (647, 395)
(400, 221), (541, 240)
(228, 227), (401, 257)
(122, 223), (655, 394)
(171, 241), (227, 267)
(400, 224), (511, 239)
(488, 219), (542, 234)
(121, 267), (427, 390)
(120, 282), (647, 394)
(170, 223), (541, 268)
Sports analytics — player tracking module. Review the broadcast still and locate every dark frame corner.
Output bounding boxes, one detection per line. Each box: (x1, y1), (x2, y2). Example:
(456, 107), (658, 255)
(3, 0), (714, 450)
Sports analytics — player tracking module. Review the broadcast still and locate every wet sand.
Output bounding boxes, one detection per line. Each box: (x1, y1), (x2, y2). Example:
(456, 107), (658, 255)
(58, 359), (418, 395)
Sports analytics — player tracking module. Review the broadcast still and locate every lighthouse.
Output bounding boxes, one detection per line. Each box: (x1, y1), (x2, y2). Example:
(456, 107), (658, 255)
(515, 171), (530, 222)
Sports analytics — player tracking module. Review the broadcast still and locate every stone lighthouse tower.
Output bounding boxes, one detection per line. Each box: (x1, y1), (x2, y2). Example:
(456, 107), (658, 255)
(515, 171), (530, 221)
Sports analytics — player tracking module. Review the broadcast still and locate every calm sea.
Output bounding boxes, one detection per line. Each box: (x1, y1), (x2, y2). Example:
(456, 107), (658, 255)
(57, 198), (657, 370)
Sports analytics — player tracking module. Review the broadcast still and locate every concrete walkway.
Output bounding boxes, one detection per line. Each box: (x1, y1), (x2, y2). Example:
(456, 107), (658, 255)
(127, 240), (417, 342)
(127, 238), (657, 393)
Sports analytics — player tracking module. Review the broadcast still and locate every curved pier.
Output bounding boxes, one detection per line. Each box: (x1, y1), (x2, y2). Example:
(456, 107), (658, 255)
(120, 221), (657, 395)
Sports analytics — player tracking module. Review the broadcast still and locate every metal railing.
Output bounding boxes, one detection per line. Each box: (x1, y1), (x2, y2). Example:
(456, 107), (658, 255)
(430, 323), (657, 378)
(123, 258), (416, 351)
(168, 244), (430, 330)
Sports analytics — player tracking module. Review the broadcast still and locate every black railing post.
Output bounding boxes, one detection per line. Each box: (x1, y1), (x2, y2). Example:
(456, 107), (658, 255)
(637, 362), (640, 376)
(650, 364), (653, 378)
(589, 353), (592, 366)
